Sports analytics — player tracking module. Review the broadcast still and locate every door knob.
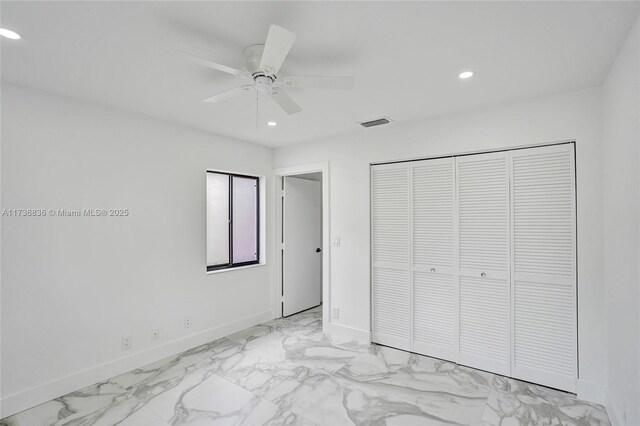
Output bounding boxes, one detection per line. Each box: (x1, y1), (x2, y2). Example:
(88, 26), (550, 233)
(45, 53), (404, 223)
(316, 248), (322, 253)
(430, 268), (436, 272)
(481, 272), (486, 277)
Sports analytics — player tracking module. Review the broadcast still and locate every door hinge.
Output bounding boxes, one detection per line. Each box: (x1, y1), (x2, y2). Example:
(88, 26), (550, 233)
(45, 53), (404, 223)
(281, 190), (285, 197)
(281, 243), (285, 250)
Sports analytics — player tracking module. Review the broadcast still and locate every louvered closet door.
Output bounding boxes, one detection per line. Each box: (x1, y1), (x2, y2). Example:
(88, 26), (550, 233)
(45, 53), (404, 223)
(457, 152), (511, 376)
(511, 144), (577, 392)
(371, 163), (411, 350)
(411, 158), (458, 361)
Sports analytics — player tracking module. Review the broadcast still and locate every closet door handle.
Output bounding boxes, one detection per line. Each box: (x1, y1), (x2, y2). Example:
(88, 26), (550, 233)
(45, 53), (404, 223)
(480, 272), (486, 278)
(430, 268), (436, 272)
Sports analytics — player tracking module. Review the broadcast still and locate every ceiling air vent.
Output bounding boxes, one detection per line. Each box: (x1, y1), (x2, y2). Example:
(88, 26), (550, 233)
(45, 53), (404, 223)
(359, 117), (392, 128)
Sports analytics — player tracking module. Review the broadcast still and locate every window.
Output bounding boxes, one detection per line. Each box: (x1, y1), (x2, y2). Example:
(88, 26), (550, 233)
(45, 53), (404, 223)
(206, 171), (259, 271)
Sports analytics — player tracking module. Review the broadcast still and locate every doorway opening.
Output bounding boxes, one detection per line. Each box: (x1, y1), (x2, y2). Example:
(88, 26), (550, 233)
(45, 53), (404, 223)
(274, 163), (330, 334)
(282, 173), (322, 317)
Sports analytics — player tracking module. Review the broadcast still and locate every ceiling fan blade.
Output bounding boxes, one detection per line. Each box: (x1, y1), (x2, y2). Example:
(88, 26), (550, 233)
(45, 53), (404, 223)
(259, 25), (296, 75)
(203, 84), (253, 103)
(177, 50), (249, 78)
(268, 88), (301, 114)
(281, 76), (355, 89)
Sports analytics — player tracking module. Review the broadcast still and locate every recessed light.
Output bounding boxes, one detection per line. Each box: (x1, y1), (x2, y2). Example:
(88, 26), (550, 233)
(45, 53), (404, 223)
(267, 121), (277, 127)
(459, 71), (474, 79)
(0, 28), (21, 40)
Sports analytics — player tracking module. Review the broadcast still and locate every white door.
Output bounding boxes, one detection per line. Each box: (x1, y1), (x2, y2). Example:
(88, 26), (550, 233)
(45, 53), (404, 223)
(510, 144), (577, 392)
(411, 158), (459, 361)
(457, 152), (511, 376)
(371, 163), (411, 350)
(283, 177), (322, 317)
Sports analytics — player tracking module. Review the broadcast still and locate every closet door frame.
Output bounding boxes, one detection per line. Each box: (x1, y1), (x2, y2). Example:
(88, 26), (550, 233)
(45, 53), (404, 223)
(369, 141), (577, 392)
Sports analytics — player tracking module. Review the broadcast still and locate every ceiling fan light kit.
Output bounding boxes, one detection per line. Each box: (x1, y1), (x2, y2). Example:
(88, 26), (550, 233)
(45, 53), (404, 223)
(181, 25), (354, 116)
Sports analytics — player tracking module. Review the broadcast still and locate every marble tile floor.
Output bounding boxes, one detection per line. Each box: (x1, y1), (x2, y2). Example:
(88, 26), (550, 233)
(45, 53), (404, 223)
(1, 306), (610, 426)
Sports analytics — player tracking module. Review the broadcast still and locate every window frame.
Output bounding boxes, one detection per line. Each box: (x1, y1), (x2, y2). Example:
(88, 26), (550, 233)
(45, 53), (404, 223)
(206, 171), (260, 272)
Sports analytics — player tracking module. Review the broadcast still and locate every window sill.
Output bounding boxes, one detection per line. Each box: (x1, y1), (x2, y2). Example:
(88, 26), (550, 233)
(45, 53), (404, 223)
(206, 263), (266, 275)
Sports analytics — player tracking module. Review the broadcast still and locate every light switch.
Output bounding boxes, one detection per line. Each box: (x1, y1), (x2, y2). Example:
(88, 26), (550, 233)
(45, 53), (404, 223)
(332, 237), (341, 247)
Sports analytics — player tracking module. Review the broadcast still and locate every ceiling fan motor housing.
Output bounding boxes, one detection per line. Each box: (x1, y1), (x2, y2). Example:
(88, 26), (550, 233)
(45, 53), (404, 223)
(243, 44), (267, 75)
(243, 44), (276, 92)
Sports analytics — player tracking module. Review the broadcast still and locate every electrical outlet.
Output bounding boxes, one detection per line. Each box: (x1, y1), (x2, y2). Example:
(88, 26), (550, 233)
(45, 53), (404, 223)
(152, 327), (160, 340)
(331, 307), (339, 318)
(184, 316), (191, 328)
(332, 237), (341, 247)
(121, 335), (132, 350)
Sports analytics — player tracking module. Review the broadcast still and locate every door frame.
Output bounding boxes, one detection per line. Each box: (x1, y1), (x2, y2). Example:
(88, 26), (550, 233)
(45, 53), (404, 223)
(274, 162), (330, 334)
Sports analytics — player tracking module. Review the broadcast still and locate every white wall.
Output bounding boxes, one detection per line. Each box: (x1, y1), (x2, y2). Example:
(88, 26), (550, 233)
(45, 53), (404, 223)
(603, 16), (640, 426)
(275, 87), (606, 402)
(0, 84), (275, 417)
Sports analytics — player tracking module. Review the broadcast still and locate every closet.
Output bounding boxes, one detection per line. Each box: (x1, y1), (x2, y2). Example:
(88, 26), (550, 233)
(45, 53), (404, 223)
(371, 143), (577, 392)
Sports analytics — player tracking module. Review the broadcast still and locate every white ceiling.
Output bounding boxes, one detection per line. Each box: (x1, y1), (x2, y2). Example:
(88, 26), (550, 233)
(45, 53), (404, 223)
(2, 1), (638, 147)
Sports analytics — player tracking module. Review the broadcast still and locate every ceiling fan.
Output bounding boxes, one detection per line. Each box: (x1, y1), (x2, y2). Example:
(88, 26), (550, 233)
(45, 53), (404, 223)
(180, 25), (354, 115)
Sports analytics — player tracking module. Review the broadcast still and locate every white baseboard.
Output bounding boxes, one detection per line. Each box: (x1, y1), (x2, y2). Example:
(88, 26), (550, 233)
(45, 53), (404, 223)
(0, 310), (272, 419)
(577, 379), (606, 405)
(328, 322), (371, 344)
